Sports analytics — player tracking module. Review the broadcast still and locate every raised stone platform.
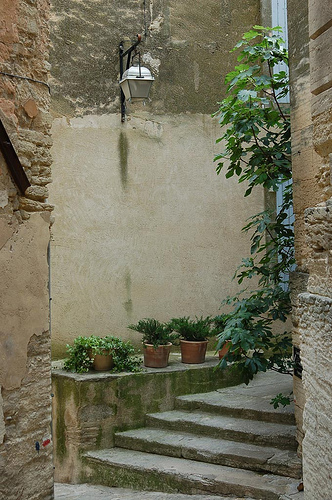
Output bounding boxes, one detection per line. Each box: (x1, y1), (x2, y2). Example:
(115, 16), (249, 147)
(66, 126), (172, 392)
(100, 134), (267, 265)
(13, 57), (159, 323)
(81, 372), (302, 499)
(52, 353), (242, 483)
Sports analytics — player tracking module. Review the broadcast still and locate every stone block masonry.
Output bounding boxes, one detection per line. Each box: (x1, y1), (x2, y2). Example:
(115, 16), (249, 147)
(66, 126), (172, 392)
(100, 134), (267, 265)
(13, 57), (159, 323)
(289, 0), (332, 497)
(0, 0), (54, 499)
(298, 292), (332, 499)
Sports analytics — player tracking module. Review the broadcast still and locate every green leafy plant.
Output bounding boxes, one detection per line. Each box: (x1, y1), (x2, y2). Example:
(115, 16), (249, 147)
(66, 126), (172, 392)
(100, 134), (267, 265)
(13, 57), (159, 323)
(64, 336), (93, 373)
(64, 335), (141, 373)
(128, 318), (179, 349)
(213, 26), (294, 387)
(271, 391), (293, 409)
(169, 316), (213, 342)
(213, 314), (232, 333)
(213, 314), (234, 355)
(214, 25), (290, 195)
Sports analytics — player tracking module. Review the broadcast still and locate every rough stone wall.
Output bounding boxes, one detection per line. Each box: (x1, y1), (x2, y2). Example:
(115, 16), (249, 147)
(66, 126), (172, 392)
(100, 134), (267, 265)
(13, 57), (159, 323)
(287, 0), (312, 453)
(50, 0), (259, 117)
(289, 0), (332, 496)
(49, 0), (262, 357)
(0, 1), (54, 498)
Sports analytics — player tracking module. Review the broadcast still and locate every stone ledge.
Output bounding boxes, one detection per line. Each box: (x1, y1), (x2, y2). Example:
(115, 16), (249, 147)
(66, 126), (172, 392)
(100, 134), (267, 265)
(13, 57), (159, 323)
(52, 353), (227, 380)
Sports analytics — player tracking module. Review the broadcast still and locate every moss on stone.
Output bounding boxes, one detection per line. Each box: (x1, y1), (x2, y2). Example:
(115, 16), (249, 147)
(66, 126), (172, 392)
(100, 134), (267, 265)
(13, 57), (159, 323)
(81, 459), (184, 494)
(118, 131), (129, 189)
(96, 425), (103, 448)
(53, 377), (72, 463)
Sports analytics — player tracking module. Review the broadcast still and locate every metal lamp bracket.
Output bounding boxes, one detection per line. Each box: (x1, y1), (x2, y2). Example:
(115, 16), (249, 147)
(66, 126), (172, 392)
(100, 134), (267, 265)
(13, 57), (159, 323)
(119, 34), (142, 122)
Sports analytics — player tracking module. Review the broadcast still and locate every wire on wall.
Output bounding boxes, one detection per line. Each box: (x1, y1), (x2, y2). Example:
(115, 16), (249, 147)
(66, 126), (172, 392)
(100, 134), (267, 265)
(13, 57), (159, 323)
(0, 70), (51, 94)
(143, 0), (148, 39)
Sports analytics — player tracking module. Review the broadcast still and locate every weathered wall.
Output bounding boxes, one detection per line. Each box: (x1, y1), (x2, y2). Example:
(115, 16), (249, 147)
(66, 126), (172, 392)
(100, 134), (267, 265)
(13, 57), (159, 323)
(49, 0), (262, 357)
(289, 0), (332, 496)
(0, 0), (54, 498)
(49, 0), (259, 117)
(50, 113), (263, 354)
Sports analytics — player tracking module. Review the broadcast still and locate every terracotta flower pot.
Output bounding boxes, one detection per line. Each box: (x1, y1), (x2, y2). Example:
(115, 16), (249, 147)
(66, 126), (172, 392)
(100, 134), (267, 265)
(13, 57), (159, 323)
(218, 340), (232, 359)
(180, 339), (208, 364)
(143, 342), (172, 368)
(89, 350), (114, 371)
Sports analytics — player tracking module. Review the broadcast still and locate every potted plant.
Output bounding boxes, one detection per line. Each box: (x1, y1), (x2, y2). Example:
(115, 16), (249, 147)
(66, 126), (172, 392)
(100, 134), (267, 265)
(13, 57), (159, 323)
(128, 318), (178, 368)
(64, 335), (141, 373)
(87, 335), (115, 371)
(169, 316), (212, 364)
(213, 314), (232, 359)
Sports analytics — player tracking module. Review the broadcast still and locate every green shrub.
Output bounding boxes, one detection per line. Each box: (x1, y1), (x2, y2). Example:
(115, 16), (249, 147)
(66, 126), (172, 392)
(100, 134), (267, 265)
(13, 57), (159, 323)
(169, 316), (213, 342)
(63, 335), (141, 373)
(128, 318), (179, 349)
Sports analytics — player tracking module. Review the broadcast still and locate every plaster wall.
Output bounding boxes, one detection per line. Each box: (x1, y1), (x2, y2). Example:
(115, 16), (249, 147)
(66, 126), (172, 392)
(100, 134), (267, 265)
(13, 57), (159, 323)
(50, 113), (263, 355)
(0, 0), (54, 498)
(49, 0), (262, 356)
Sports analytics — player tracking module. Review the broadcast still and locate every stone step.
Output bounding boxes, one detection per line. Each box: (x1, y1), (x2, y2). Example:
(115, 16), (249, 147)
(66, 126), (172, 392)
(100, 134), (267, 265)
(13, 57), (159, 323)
(83, 448), (301, 500)
(145, 410), (297, 450)
(175, 388), (295, 425)
(55, 482), (258, 500)
(114, 427), (302, 478)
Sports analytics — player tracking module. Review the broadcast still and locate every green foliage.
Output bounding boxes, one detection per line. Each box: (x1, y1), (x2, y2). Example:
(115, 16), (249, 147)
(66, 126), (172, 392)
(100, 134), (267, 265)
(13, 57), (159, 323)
(64, 336), (93, 373)
(63, 335), (141, 373)
(111, 339), (142, 373)
(214, 25), (291, 196)
(213, 26), (294, 385)
(128, 318), (179, 349)
(213, 314), (232, 332)
(169, 316), (213, 342)
(271, 392), (293, 409)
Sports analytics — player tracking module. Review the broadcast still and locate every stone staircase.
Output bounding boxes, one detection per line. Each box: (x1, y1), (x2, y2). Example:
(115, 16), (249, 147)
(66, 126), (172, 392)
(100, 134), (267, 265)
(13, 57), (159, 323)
(82, 372), (303, 499)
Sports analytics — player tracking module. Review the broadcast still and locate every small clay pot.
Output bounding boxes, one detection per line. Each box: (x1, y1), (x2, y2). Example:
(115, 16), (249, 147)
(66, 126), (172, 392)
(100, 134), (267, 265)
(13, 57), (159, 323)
(180, 339), (208, 364)
(89, 350), (114, 371)
(143, 342), (172, 368)
(218, 340), (232, 359)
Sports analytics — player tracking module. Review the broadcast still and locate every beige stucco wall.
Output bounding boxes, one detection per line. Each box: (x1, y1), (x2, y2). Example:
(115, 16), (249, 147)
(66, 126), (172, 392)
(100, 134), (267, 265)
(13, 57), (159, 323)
(0, 213), (50, 388)
(49, 113), (263, 355)
(49, 0), (262, 357)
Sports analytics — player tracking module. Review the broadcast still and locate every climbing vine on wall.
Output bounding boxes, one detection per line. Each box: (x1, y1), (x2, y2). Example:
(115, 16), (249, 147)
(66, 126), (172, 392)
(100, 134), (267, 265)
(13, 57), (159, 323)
(214, 26), (295, 387)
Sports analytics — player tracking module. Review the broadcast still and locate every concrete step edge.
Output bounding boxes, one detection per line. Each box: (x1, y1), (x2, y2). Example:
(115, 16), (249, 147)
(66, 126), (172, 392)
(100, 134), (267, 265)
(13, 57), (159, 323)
(174, 395), (295, 425)
(54, 482), (258, 500)
(82, 448), (301, 500)
(114, 427), (302, 478)
(145, 410), (297, 450)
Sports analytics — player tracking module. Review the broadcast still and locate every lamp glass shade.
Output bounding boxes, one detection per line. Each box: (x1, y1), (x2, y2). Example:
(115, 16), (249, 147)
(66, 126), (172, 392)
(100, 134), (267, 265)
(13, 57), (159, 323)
(120, 65), (154, 101)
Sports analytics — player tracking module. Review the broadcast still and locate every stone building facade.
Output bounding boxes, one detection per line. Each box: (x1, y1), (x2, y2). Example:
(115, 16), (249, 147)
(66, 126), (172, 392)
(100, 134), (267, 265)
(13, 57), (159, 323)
(0, 0), (54, 499)
(288, 0), (332, 497)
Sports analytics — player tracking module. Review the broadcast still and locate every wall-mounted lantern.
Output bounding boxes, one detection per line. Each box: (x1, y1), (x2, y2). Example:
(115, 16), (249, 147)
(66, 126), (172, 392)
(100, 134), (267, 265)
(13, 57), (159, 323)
(119, 34), (154, 122)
